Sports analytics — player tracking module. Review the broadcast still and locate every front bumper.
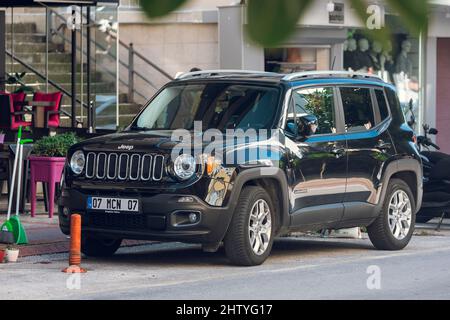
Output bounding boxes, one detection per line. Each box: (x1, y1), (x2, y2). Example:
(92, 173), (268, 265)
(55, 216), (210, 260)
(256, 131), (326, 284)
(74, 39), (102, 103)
(58, 188), (234, 244)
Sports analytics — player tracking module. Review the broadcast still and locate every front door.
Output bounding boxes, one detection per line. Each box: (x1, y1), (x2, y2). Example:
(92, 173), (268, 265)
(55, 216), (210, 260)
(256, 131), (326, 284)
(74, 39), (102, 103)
(285, 86), (347, 226)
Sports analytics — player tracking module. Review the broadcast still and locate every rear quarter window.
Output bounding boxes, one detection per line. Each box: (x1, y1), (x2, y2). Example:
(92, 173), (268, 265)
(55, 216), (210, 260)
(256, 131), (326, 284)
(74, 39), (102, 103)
(375, 89), (390, 121)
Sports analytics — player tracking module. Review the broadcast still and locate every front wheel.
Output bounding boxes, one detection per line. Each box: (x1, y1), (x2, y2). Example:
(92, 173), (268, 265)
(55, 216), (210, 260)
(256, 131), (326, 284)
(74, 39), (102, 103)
(81, 235), (122, 257)
(224, 186), (275, 266)
(368, 179), (415, 250)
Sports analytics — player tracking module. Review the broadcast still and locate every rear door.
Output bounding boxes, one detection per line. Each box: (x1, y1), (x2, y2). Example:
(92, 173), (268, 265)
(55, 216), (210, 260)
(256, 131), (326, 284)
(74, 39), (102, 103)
(285, 85), (347, 226)
(340, 86), (396, 221)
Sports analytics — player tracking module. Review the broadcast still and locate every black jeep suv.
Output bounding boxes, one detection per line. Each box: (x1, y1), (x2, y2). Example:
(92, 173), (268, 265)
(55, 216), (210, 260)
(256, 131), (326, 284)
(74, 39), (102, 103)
(59, 70), (422, 266)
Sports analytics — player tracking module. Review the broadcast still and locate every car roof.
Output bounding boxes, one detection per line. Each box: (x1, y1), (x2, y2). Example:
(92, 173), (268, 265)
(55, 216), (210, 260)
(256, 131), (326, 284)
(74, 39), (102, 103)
(173, 70), (390, 87)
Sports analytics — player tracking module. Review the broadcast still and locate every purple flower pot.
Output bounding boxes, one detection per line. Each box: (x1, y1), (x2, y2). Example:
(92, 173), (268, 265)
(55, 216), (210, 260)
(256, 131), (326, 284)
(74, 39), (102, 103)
(0, 134), (5, 144)
(29, 156), (66, 218)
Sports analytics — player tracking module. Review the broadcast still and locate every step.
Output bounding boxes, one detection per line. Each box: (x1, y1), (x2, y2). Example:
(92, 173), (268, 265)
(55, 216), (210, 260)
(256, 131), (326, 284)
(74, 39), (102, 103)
(6, 62), (79, 73)
(5, 82), (115, 93)
(6, 23), (37, 33)
(13, 52), (72, 64)
(6, 42), (59, 53)
(59, 109), (137, 129)
(6, 33), (47, 43)
(17, 71), (104, 84)
(60, 103), (141, 116)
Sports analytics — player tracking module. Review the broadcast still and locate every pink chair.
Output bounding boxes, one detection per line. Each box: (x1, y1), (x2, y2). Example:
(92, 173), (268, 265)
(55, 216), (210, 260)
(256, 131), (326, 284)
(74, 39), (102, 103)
(0, 92), (32, 130)
(32, 92), (63, 128)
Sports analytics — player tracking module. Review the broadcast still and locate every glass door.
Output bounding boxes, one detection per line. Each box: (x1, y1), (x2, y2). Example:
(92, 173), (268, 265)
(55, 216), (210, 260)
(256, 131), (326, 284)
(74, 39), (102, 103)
(89, 3), (118, 130)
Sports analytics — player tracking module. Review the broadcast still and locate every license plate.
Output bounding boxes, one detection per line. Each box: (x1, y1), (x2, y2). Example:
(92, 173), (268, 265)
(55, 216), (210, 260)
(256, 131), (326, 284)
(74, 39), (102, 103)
(87, 197), (139, 213)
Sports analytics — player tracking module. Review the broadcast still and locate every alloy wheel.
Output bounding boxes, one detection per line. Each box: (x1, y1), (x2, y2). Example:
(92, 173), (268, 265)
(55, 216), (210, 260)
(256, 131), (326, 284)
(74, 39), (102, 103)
(388, 190), (412, 240)
(248, 199), (272, 255)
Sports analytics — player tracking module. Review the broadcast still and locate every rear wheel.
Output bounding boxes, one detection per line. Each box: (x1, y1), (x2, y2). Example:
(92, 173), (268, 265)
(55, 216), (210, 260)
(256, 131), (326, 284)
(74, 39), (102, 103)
(368, 179), (415, 250)
(224, 186), (275, 266)
(81, 235), (122, 257)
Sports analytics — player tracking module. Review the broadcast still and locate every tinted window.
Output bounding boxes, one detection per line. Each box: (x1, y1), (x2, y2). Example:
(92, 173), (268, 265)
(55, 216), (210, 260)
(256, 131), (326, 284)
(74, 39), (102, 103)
(340, 87), (375, 132)
(375, 89), (390, 121)
(288, 87), (336, 135)
(385, 87), (406, 124)
(133, 84), (280, 130)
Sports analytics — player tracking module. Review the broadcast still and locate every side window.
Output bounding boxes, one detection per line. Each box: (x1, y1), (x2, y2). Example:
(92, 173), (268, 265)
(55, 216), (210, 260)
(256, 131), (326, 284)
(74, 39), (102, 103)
(289, 87), (336, 135)
(385, 87), (406, 123)
(340, 87), (375, 132)
(375, 89), (390, 121)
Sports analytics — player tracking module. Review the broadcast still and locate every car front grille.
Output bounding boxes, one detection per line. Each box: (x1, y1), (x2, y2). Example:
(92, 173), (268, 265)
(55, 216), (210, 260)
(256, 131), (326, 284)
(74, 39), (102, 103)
(85, 152), (165, 182)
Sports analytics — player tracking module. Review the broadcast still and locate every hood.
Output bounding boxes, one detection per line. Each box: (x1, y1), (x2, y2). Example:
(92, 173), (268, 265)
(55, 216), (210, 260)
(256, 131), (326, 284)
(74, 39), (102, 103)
(73, 130), (181, 153)
(71, 129), (285, 159)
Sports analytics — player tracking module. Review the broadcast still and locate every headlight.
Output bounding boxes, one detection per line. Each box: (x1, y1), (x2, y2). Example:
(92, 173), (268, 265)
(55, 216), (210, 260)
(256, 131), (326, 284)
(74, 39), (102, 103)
(172, 154), (196, 180)
(70, 150), (85, 175)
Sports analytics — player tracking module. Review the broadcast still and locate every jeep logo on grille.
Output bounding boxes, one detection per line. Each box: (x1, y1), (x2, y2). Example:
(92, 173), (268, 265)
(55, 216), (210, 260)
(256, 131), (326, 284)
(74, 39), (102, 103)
(118, 144), (134, 151)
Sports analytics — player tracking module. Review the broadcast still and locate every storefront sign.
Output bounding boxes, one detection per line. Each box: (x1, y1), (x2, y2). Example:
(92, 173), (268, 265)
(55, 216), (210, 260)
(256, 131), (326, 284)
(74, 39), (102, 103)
(329, 3), (345, 24)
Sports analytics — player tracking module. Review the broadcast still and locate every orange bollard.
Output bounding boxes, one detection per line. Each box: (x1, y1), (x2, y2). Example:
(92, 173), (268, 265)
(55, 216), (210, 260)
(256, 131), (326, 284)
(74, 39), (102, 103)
(62, 214), (87, 273)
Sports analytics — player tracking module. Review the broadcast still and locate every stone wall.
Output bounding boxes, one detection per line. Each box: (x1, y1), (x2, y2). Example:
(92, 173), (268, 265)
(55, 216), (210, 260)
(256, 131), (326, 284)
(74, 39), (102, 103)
(118, 23), (219, 103)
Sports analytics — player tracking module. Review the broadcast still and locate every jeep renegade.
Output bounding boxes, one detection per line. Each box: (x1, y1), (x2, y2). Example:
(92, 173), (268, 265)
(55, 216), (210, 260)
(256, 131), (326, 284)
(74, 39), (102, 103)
(59, 70), (422, 266)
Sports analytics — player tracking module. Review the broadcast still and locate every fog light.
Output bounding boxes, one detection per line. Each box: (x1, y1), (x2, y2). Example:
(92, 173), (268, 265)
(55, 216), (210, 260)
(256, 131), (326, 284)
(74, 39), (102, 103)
(63, 207), (70, 217)
(188, 212), (199, 223)
(178, 196), (194, 203)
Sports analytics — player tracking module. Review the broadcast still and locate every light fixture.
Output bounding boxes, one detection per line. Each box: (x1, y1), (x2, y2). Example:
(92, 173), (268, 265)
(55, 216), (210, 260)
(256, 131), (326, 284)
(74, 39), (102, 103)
(326, 1), (335, 13)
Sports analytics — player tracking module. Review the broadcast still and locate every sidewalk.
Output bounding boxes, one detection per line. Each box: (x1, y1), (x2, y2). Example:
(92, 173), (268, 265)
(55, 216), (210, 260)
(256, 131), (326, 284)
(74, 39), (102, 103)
(0, 197), (150, 257)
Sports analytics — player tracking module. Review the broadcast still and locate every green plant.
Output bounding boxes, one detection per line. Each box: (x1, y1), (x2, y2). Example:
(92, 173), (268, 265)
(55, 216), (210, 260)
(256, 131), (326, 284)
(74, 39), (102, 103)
(139, 0), (428, 47)
(33, 133), (80, 157)
(6, 72), (35, 94)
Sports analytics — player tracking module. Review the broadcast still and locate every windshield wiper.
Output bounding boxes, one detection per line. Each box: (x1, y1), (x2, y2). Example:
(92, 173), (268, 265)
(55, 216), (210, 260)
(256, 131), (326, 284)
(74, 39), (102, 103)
(128, 125), (152, 131)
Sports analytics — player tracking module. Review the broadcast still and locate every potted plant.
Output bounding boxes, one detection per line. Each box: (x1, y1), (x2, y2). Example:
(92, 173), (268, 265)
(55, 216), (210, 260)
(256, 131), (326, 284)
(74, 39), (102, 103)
(0, 244), (6, 263)
(5, 245), (19, 263)
(0, 130), (5, 144)
(29, 132), (79, 182)
(6, 72), (35, 94)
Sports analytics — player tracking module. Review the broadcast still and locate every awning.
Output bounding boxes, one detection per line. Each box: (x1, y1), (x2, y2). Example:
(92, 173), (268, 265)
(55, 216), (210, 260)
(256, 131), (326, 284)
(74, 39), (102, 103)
(0, 0), (119, 7)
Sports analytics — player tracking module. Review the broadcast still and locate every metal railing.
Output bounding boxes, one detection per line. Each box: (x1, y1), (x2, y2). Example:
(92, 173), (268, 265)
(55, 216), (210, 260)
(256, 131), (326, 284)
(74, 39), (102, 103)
(6, 50), (85, 126)
(48, 7), (173, 104)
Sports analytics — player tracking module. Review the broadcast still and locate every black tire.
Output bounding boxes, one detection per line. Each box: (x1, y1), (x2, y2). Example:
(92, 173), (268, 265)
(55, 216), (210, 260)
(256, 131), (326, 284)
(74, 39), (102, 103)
(368, 178), (416, 250)
(81, 235), (122, 257)
(416, 215), (433, 224)
(224, 186), (275, 266)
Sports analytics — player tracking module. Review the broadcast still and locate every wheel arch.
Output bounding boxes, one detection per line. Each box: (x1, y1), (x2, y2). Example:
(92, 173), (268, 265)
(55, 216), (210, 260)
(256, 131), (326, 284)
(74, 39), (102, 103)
(378, 158), (423, 214)
(224, 167), (290, 237)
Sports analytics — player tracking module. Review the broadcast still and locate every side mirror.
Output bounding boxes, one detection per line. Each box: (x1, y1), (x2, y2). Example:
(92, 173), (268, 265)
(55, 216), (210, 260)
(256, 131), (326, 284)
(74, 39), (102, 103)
(429, 128), (438, 135)
(298, 115), (318, 138)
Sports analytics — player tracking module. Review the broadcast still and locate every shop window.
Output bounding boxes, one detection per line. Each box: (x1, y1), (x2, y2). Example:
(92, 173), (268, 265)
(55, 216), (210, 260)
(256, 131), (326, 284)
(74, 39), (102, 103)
(344, 15), (423, 131)
(265, 47), (330, 73)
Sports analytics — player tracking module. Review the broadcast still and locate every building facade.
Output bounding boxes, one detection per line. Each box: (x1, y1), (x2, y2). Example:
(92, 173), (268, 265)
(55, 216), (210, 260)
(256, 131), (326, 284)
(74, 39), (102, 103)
(120, 0), (450, 150)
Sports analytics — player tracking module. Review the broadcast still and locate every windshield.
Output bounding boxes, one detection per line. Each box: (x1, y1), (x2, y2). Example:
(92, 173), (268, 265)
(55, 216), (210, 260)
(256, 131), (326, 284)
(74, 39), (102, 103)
(131, 83), (280, 131)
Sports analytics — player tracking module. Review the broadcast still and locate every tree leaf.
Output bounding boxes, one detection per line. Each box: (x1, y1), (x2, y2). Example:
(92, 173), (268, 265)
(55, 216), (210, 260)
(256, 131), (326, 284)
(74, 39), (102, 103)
(140, 0), (189, 18)
(246, 0), (314, 47)
(385, 0), (428, 35)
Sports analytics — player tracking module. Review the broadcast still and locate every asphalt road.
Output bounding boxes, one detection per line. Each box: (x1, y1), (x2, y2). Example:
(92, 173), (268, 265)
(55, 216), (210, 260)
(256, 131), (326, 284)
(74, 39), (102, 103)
(1, 225), (450, 300)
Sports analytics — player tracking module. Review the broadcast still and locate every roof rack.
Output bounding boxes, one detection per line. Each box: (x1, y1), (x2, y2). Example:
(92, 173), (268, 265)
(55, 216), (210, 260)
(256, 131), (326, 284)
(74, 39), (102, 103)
(175, 69), (280, 80)
(282, 71), (383, 82)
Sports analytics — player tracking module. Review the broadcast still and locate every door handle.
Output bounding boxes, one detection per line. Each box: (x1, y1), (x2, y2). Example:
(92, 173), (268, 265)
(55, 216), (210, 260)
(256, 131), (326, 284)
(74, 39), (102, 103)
(330, 148), (345, 157)
(326, 142), (345, 158)
(376, 140), (392, 151)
